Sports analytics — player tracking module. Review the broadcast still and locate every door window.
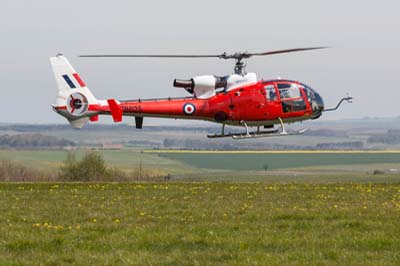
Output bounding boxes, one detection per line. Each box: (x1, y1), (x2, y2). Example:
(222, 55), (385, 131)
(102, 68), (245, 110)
(277, 83), (306, 113)
(264, 85), (277, 101)
(278, 83), (301, 99)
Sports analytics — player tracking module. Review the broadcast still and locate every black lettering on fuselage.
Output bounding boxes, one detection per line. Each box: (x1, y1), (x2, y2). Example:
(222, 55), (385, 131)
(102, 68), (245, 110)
(122, 106), (143, 113)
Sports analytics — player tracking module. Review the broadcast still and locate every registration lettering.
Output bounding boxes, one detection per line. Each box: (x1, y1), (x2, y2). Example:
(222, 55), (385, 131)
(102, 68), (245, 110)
(122, 106), (143, 113)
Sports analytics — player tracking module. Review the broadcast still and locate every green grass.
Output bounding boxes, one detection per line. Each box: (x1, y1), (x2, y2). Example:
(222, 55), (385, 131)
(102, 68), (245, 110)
(0, 182), (399, 265)
(3, 149), (400, 182)
(156, 152), (400, 170)
(0, 149), (195, 175)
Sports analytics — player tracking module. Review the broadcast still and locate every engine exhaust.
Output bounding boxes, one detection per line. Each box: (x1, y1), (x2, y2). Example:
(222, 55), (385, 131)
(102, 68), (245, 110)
(173, 79), (194, 89)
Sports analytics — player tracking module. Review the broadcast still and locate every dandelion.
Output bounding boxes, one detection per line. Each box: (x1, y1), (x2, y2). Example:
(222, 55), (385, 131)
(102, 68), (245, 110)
(92, 218), (97, 223)
(139, 212), (145, 216)
(114, 219), (120, 223)
(55, 225), (64, 230)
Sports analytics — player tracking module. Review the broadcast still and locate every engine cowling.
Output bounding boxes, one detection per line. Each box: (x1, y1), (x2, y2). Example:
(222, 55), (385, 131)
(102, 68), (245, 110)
(192, 75), (216, 99)
(173, 75), (227, 99)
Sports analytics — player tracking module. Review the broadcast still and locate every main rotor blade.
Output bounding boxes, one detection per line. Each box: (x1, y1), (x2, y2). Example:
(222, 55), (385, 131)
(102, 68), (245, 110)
(79, 54), (221, 58)
(79, 47), (329, 60)
(248, 47), (329, 57)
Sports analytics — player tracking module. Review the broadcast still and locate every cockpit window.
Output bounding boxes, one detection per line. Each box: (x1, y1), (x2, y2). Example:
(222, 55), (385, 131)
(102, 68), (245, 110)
(278, 83), (301, 99)
(301, 84), (316, 103)
(277, 83), (307, 113)
(264, 85), (277, 101)
(277, 83), (291, 89)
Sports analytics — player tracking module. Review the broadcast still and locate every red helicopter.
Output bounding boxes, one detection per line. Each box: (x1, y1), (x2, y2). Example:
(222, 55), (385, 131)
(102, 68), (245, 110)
(51, 47), (352, 139)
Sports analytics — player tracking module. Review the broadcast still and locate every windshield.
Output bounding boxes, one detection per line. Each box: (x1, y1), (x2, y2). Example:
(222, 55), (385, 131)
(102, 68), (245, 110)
(300, 83), (317, 102)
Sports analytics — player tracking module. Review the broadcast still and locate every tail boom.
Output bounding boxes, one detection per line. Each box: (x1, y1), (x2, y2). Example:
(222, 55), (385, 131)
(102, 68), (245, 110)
(50, 55), (214, 129)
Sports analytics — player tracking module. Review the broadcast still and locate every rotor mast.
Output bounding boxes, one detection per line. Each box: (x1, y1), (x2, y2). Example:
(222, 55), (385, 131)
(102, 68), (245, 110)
(234, 59), (246, 75)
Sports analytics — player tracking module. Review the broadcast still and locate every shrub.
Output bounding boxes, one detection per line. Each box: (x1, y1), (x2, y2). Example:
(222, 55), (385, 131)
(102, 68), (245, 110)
(59, 151), (116, 181)
(372, 169), (386, 175)
(0, 160), (44, 181)
(59, 151), (167, 182)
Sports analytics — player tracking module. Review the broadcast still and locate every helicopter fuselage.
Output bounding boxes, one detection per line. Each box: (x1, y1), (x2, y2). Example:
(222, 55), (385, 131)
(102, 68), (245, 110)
(111, 78), (324, 127)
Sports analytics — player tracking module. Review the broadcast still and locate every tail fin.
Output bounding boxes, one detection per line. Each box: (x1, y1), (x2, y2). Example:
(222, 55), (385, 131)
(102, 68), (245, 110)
(50, 54), (100, 128)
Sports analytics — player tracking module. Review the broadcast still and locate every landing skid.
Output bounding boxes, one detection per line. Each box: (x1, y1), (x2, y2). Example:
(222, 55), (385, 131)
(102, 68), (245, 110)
(207, 118), (307, 139)
(232, 128), (307, 139)
(207, 128), (307, 139)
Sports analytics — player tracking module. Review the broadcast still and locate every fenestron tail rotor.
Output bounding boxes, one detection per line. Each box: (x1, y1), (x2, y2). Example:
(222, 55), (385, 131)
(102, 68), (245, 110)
(79, 46), (328, 75)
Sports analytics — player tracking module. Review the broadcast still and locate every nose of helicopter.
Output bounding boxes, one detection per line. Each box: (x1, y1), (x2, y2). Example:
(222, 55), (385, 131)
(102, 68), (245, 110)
(311, 92), (325, 119)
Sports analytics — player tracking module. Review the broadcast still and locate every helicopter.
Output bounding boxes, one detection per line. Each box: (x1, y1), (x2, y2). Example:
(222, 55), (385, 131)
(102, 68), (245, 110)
(50, 47), (352, 139)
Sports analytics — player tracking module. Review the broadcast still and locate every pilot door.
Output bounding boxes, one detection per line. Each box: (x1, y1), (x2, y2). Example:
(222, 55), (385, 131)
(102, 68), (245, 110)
(276, 82), (307, 118)
(263, 84), (282, 120)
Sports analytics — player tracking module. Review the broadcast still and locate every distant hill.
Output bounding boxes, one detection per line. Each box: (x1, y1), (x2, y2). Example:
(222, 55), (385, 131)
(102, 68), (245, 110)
(304, 129), (348, 137)
(0, 134), (75, 148)
(368, 129), (400, 144)
(0, 124), (217, 132)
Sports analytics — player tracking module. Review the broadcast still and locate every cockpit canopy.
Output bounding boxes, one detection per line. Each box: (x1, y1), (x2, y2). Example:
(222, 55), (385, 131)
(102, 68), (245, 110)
(263, 79), (324, 118)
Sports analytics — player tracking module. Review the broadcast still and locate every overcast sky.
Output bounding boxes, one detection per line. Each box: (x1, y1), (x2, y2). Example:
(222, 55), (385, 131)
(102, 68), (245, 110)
(0, 0), (399, 124)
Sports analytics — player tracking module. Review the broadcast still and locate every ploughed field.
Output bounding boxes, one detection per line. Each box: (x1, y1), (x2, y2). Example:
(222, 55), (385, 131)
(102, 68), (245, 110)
(1, 182), (399, 265)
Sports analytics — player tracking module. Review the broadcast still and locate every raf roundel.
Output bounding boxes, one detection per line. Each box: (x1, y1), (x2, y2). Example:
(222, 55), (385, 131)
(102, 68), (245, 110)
(183, 103), (196, 115)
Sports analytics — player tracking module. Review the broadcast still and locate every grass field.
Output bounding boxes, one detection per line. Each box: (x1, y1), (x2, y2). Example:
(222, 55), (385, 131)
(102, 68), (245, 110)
(0, 182), (399, 265)
(3, 149), (400, 172)
(0, 149), (195, 175)
(2, 149), (400, 181)
(153, 151), (400, 170)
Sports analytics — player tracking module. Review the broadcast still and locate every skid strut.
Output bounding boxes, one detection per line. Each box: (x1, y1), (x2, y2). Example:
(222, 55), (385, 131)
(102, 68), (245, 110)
(278, 117), (287, 135)
(240, 120), (250, 137)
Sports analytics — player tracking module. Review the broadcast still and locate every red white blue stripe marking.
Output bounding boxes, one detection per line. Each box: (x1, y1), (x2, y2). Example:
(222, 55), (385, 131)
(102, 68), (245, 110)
(63, 73), (86, 89)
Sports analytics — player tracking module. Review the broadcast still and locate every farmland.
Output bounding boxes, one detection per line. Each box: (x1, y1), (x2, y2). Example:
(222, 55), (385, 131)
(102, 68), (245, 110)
(0, 149), (194, 176)
(152, 150), (400, 171)
(2, 149), (400, 182)
(0, 182), (399, 265)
